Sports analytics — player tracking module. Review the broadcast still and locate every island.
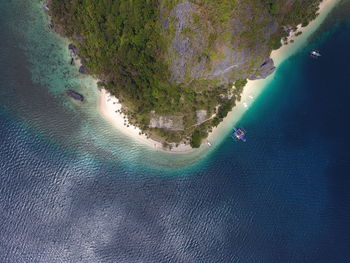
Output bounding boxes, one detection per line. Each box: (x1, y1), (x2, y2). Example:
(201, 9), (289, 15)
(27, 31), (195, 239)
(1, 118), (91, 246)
(48, 0), (324, 151)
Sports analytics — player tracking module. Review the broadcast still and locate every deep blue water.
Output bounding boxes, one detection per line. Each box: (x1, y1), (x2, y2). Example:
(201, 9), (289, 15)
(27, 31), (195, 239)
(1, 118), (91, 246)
(1, 1), (350, 262)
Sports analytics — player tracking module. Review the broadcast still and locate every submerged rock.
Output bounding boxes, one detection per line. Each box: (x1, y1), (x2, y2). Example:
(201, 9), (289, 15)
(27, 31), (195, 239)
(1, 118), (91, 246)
(66, 90), (84, 102)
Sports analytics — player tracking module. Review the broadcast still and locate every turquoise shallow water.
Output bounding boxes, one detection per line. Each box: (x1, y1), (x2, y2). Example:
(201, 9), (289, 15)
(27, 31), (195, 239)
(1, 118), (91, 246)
(1, 1), (350, 262)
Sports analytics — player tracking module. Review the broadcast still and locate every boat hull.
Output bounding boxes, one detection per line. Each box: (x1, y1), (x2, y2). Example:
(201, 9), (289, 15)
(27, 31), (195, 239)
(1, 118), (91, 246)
(232, 128), (246, 142)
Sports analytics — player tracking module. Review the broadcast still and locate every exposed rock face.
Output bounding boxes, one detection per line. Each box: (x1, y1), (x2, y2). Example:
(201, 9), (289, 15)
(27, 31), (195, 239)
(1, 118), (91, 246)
(149, 114), (184, 131)
(162, 0), (279, 87)
(165, 1), (208, 84)
(196, 110), (207, 125)
(249, 58), (276, 80)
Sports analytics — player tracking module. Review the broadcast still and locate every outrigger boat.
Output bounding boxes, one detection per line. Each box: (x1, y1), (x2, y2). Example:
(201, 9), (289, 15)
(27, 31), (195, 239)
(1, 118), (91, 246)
(232, 127), (246, 142)
(310, 49), (321, 58)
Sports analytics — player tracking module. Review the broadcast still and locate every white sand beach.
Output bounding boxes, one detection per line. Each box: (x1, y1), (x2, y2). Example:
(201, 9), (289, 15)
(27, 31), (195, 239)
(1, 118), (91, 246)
(98, 0), (340, 153)
(98, 89), (193, 153)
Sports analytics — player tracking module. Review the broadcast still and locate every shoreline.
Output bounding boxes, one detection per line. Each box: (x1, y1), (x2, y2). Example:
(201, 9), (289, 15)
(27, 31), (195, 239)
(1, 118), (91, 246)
(97, 0), (339, 154)
(207, 0), (340, 146)
(98, 89), (193, 153)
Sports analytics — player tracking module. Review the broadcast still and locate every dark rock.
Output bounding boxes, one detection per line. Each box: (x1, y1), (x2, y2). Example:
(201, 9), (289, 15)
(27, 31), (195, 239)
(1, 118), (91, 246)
(79, 65), (88, 74)
(68, 43), (75, 50)
(74, 34), (85, 44)
(248, 58), (276, 80)
(66, 90), (84, 101)
(68, 43), (78, 56)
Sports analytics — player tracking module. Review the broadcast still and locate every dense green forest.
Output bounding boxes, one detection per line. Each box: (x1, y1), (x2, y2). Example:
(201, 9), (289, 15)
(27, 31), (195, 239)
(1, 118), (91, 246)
(49, 0), (322, 148)
(50, 0), (174, 113)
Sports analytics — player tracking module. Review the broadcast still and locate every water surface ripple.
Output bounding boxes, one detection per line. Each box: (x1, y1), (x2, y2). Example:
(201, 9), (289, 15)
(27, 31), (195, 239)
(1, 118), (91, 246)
(0, 1), (350, 262)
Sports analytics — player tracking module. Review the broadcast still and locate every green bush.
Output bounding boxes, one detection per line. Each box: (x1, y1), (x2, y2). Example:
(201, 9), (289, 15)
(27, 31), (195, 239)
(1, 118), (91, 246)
(190, 130), (208, 148)
(268, 2), (280, 15)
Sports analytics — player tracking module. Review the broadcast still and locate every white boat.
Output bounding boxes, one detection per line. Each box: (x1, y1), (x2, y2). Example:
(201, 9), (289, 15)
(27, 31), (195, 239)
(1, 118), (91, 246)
(207, 141), (212, 147)
(310, 49), (321, 58)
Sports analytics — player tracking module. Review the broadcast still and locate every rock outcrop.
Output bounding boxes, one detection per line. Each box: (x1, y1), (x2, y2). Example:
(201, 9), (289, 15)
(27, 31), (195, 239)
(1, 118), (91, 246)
(249, 58), (276, 80)
(162, 0), (279, 87)
(79, 65), (88, 74)
(149, 114), (184, 131)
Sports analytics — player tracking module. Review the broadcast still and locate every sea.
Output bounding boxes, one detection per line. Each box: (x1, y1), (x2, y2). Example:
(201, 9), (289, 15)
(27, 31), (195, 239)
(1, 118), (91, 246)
(0, 1), (350, 262)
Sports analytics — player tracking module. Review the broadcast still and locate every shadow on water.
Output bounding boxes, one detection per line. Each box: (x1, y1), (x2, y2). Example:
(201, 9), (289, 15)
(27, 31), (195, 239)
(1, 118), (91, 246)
(1, 0), (350, 262)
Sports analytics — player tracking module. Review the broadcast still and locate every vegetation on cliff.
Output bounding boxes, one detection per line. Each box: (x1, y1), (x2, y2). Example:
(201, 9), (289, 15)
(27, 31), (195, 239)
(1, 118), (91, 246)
(49, 0), (322, 148)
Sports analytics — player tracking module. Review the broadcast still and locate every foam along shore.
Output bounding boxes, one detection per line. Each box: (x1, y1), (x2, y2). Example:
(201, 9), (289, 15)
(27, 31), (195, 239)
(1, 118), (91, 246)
(98, 0), (340, 153)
